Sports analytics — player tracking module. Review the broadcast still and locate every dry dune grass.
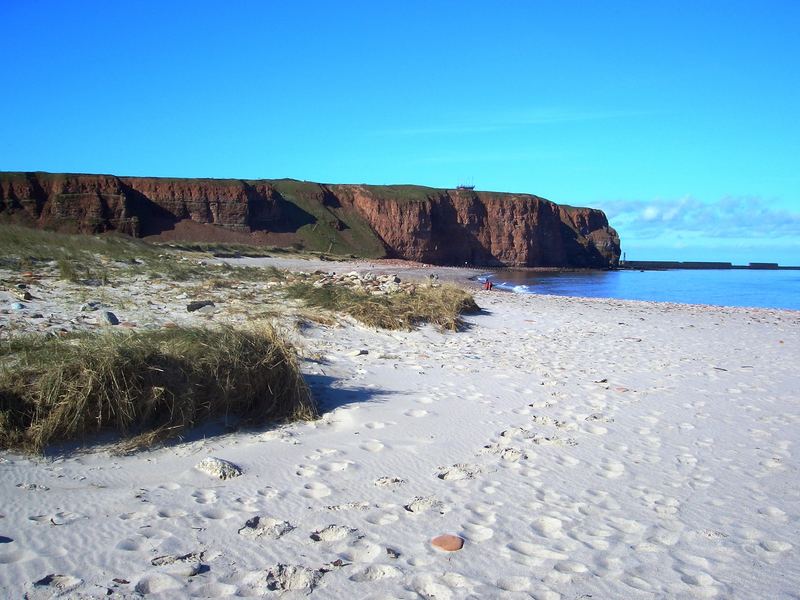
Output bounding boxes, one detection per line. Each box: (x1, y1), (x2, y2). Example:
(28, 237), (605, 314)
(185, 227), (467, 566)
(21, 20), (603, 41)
(0, 325), (317, 453)
(285, 281), (479, 331)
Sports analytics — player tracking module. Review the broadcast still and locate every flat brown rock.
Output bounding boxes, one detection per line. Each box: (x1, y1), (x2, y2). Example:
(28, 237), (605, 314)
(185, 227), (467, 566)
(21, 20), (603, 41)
(431, 534), (464, 552)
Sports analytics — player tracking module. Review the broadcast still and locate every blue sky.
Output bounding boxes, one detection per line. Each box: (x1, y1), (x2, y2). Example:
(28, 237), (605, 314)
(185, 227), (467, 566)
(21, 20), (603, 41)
(2, 1), (798, 264)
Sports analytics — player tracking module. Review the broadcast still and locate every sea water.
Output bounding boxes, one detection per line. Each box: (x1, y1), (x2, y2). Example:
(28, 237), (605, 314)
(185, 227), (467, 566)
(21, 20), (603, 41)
(480, 269), (800, 311)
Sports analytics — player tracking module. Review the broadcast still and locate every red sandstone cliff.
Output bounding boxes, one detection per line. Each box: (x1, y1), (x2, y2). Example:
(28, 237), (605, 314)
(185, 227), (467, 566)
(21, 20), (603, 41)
(0, 172), (620, 268)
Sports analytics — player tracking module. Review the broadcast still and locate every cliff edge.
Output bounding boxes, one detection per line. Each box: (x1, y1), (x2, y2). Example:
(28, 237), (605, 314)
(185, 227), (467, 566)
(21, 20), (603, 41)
(0, 172), (620, 268)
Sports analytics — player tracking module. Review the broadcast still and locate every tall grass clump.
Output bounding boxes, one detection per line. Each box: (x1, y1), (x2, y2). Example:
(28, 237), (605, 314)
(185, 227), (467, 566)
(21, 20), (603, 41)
(284, 282), (479, 331)
(0, 325), (317, 453)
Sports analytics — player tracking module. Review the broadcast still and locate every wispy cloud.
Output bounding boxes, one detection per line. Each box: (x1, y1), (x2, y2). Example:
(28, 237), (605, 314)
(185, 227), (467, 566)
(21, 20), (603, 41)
(603, 196), (800, 239)
(371, 108), (653, 137)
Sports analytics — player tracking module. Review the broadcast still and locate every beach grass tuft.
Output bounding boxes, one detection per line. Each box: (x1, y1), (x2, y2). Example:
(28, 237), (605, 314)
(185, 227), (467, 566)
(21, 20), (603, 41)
(0, 325), (317, 453)
(284, 281), (479, 331)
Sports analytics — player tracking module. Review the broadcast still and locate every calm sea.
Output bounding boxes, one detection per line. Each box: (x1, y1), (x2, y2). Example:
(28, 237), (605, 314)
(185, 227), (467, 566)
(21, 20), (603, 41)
(480, 269), (800, 311)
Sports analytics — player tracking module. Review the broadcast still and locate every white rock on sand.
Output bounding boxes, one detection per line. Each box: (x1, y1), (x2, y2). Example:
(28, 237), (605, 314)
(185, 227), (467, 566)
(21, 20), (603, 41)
(195, 457), (243, 480)
(1, 257), (799, 598)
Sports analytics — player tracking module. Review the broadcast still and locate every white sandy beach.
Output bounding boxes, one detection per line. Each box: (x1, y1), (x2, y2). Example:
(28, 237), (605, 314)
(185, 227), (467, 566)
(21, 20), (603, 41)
(1, 260), (799, 599)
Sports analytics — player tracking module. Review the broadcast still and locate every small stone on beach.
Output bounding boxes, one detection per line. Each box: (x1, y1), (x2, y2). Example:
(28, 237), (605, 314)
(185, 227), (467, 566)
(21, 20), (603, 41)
(101, 311), (119, 325)
(431, 534), (464, 552)
(187, 300), (215, 312)
(195, 457), (242, 480)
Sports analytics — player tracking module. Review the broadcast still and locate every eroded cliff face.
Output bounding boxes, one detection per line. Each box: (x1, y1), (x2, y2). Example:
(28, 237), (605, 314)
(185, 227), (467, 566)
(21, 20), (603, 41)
(0, 172), (620, 268)
(329, 185), (619, 268)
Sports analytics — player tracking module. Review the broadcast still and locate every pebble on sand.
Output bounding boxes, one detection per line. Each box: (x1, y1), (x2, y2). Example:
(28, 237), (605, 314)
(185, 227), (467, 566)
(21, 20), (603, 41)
(187, 300), (215, 312)
(431, 534), (465, 552)
(101, 311), (120, 325)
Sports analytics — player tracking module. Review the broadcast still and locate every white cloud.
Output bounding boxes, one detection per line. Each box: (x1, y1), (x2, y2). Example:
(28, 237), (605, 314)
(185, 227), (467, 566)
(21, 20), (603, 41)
(641, 206), (660, 221)
(603, 196), (800, 240)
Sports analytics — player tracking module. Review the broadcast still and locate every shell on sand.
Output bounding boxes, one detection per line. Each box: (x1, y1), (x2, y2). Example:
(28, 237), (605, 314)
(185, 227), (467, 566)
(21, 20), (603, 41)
(431, 534), (465, 551)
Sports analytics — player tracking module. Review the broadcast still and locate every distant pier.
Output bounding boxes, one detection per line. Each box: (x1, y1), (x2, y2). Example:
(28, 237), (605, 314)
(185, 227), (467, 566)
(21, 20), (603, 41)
(618, 260), (800, 271)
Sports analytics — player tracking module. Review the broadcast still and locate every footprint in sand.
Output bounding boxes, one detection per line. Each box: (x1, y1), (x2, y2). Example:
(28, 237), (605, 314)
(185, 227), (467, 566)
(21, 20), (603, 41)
(311, 524), (358, 542)
(28, 511), (86, 525)
(404, 496), (447, 514)
(191, 490), (218, 505)
(465, 502), (498, 526)
(157, 508), (188, 518)
(554, 560), (589, 575)
(622, 574), (653, 592)
(531, 516), (564, 538)
(199, 508), (236, 520)
(359, 440), (385, 453)
(496, 576), (531, 592)
(599, 459), (625, 479)
(135, 573), (182, 594)
(437, 463), (483, 481)
(758, 506), (788, 521)
(305, 448), (341, 461)
(187, 582), (238, 597)
(365, 421), (393, 430)
(677, 570), (719, 597)
(295, 464), (318, 477)
(119, 510), (152, 521)
(460, 523), (494, 542)
(301, 482), (332, 499)
(342, 539), (382, 563)
(583, 423), (608, 435)
(326, 501), (371, 511)
(404, 409), (430, 418)
(239, 516), (294, 540)
(257, 487), (278, 499)
(374, 476), (406, 488)
(499, 448), (526, 462)
(0, 549), (34, 564)
(759, 540), (792, 553)
(116, 537), (149, 552)
(554, 455), (580, 467)
(350, 564), (403, 582)
(30, 574), (83, 596)
(365, 510), (400, 525)
(319, 460), (354, 473)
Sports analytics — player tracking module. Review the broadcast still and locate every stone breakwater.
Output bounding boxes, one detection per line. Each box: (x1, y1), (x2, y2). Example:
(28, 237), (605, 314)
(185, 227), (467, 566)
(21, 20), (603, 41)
(0, 172), (620, 268)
